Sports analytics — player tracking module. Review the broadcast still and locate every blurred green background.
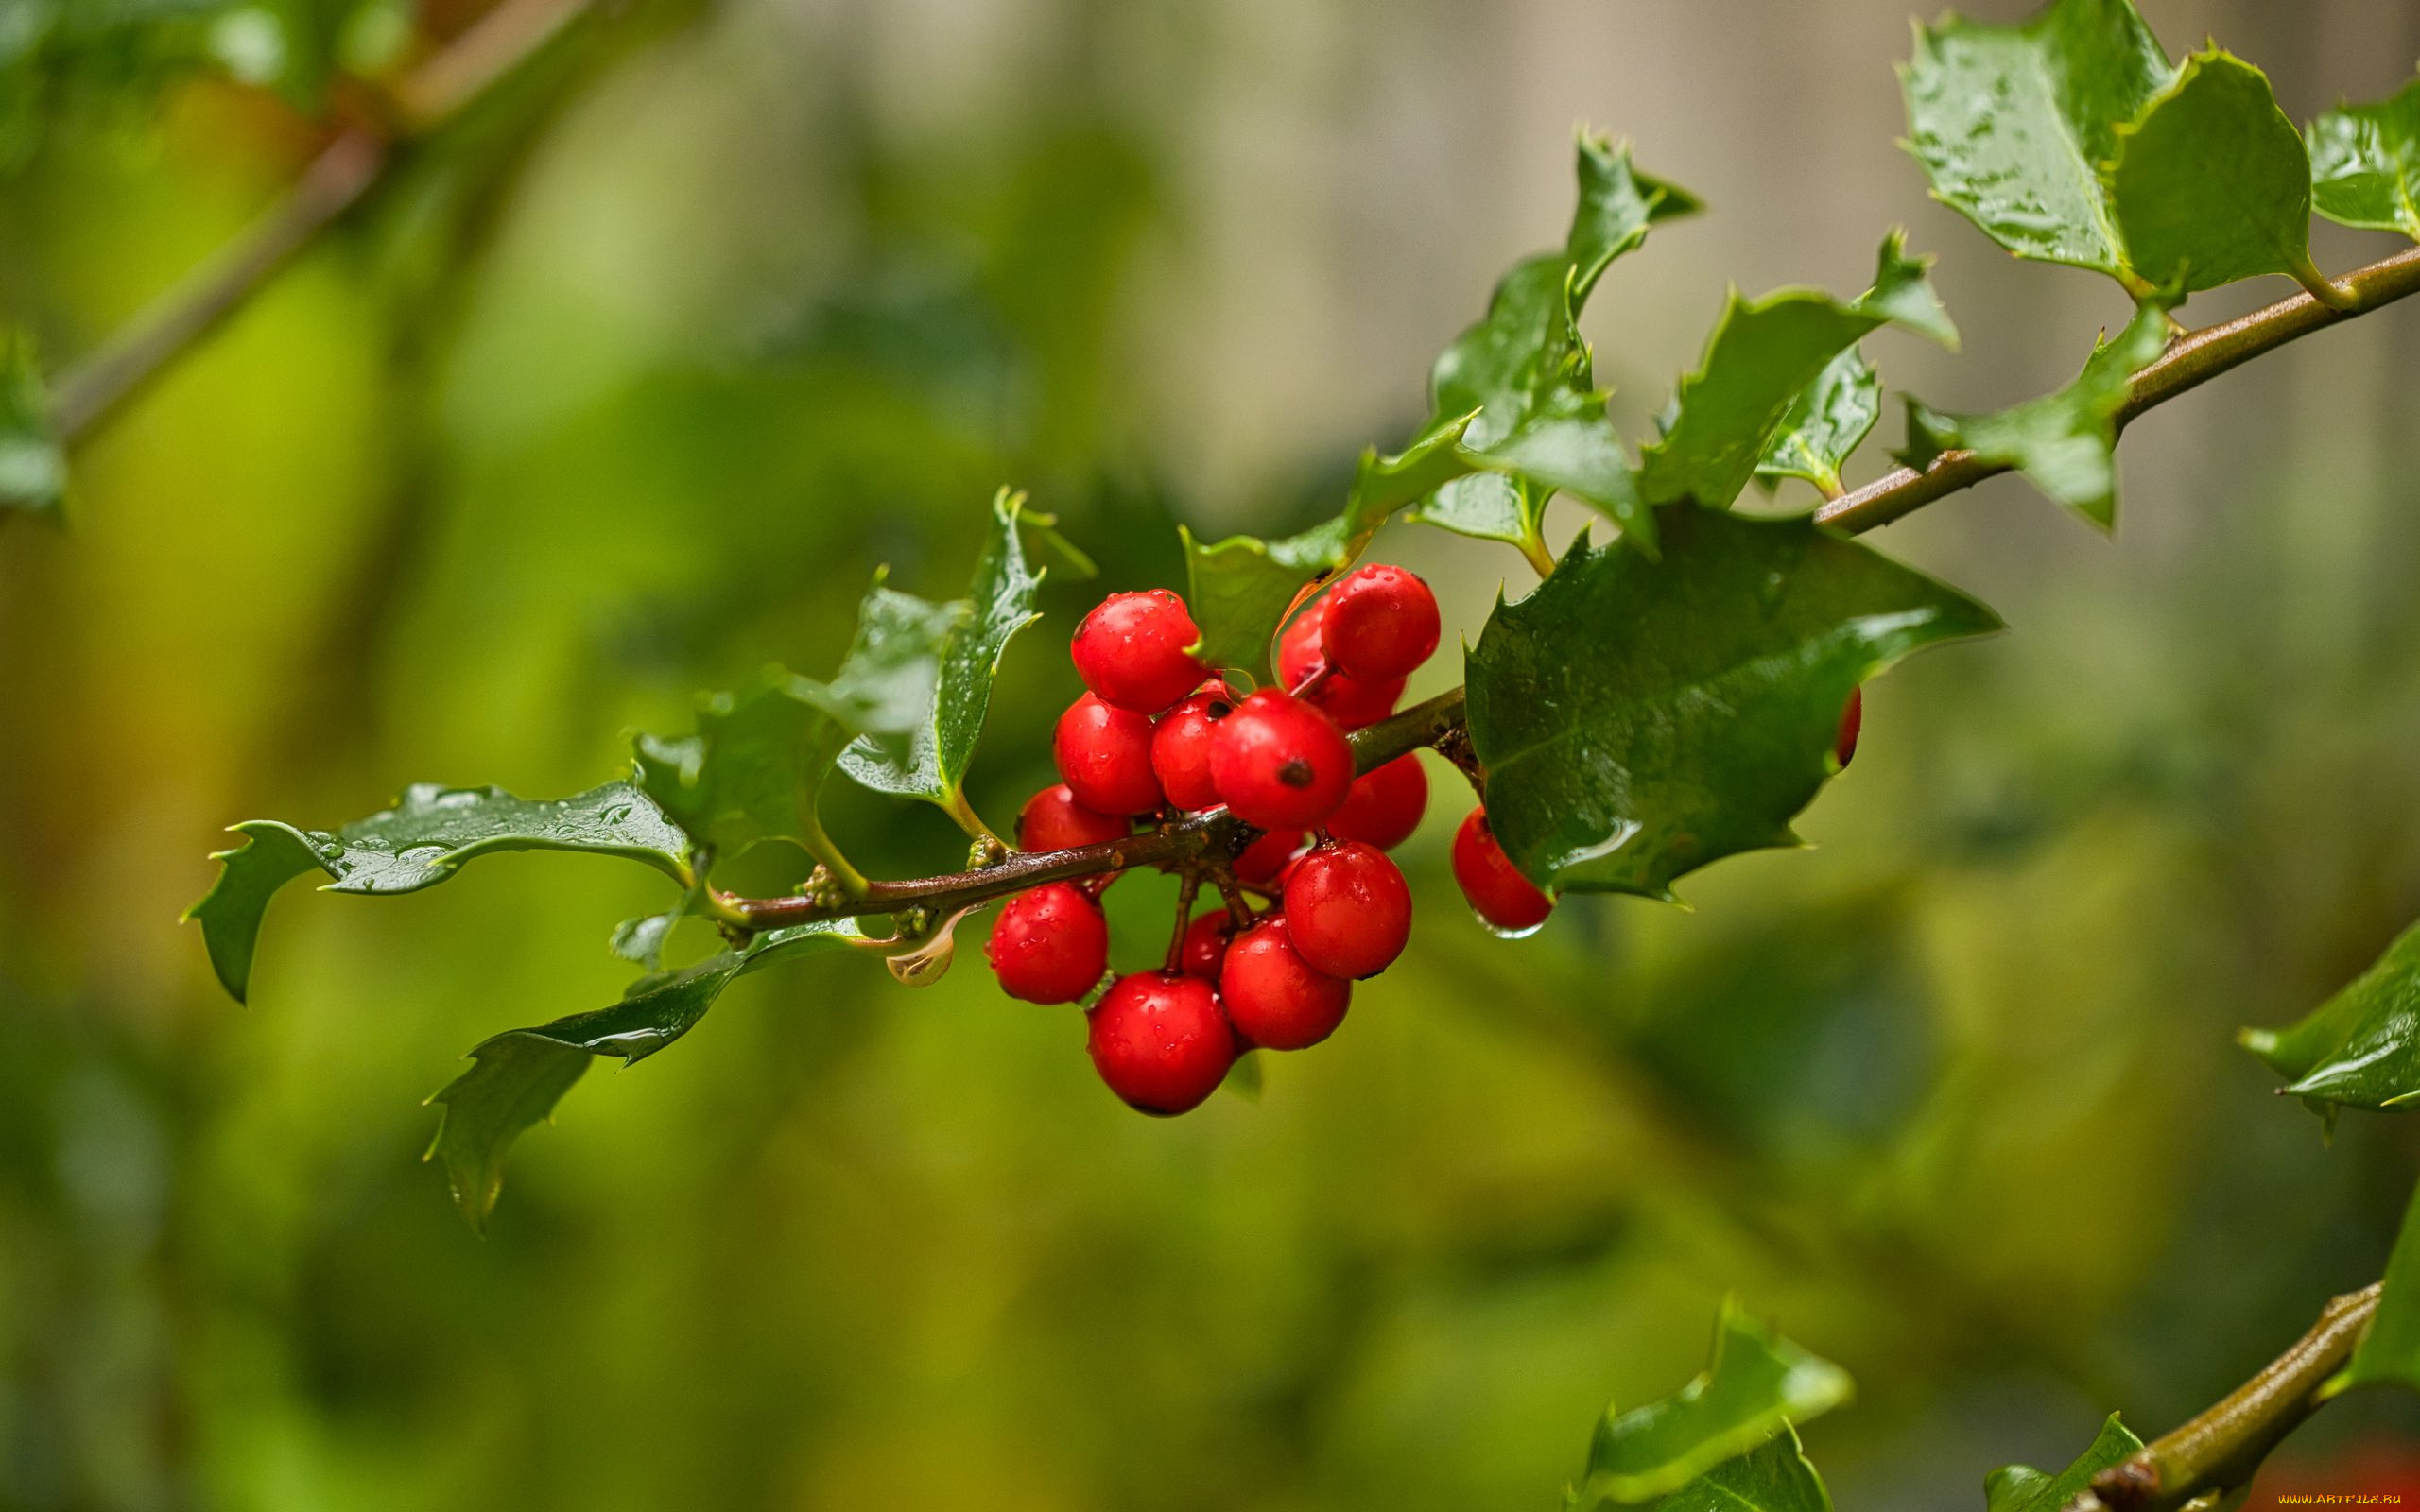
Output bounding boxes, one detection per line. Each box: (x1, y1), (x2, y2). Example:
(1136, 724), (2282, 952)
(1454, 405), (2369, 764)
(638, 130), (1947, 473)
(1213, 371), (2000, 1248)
(7, 0), (2420, 1506)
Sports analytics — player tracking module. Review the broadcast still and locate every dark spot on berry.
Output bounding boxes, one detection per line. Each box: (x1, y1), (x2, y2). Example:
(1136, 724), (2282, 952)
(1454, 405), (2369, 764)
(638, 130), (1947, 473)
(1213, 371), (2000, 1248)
(1278, 759), (1314, 788)
(1207, 701), (1231, 719)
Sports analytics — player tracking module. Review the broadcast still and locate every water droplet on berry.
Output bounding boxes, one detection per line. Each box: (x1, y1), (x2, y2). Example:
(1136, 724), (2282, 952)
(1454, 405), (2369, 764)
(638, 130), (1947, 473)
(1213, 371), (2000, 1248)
(1472, 907), (1547, 941)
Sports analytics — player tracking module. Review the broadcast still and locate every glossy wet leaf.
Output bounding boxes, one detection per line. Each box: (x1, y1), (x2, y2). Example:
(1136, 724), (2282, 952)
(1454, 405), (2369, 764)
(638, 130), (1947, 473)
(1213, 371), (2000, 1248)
(1900, 0), (2172, 284)
(1410, 472), (1540, 554)
(637, 577), (958, 866)
(2308, 77), (2420, 241)
(1570, 1298), (1853, 1505)
(2110, 51), (2324, 298)
(185, 782), (691, 1004)
(1411, 133), (1695, 555)
(1899, 301), (2169, 529)
(839, 490), (1050, 810)
(426, 919), (870, 1229)
(1754, 349), (1880, 497)
(2343, 1178), (2420, 1392)
(0, 331), (62, 517)
(1983, 1414), (2143, 1512)
(2240, 916), (2420, 1110)
(1185, 137), (1695, 638)
(1431, 134), (1698, 455)
(1466, 506), (1999, 899)
(1463, 386), (1651, 549)
(1639, 234), (1953, 512)
(609, 911), (681, 971)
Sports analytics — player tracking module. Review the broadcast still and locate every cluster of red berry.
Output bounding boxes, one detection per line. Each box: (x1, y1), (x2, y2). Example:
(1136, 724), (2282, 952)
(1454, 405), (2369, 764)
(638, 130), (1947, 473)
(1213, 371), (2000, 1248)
(984, 563), (1556, 1116)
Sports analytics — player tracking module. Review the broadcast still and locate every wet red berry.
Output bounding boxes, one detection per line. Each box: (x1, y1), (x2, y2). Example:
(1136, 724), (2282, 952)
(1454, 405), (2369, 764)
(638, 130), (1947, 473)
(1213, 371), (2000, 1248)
(1086, 971), (1237, 1114)
(1277, 594), (1403, 729)
(1071, 590), (1206, 713)
(1321, 564), (1439, 682)
(1150, 682), (1235, 810)
(1283, 840), (1412, 978)
(1277, 605), (1325, 689)
(1017, 782), (1130, 852)
(985, 883), (1110, 1004)
(1450, 806), (1553, 934)
(1311, 671), (1405, 730)
(1209, 690), (1353, 830)
(1054, 693), (1164, 816)
(1219, 918), (1351, 1050)
(1178, 909), (1239, 981)
(1234, 829), (1305, 885)
(1834, 686), (1862, 769)
(1328, 753), (1427, 850)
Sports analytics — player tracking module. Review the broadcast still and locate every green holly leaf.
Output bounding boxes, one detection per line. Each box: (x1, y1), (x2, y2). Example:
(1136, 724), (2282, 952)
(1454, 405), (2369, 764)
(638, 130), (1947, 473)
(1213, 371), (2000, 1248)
(0, 330), (63, 518)
(1185, 137), (1696, 650)
(185, 782), (692, 1004)
(1181, 515), (1355, 681)
(1900, 0), (2172, 286)
(426, 919), (869, 1229)
(838, 490), (1053, 818)
(1410, 133), (1696, 557)
(1410, 472), (1541, 555)
(1586, 1431), (1832, 1512)
(637, 577), (959, 868)
(1432, 133), (1698, 455)
(2110, 50), (2329, 299)
(608, 911), (681, 971)
(1754, 349), (1880, 498)
(2342, 1178), (2420, 1392)
(2308, 77), (2420, 241)
(1466, 506), (1999, 900)
(1569, 1298), (1853, 1506)
(1462, 386), (1652, 551)
(2239, 916), (2420, 1111)
(1639, 234), (1953, 512)
(1899, 301), (2170, 529)
(1982, 1415), (2143, 1512)
(1859, 231), (1962, 351)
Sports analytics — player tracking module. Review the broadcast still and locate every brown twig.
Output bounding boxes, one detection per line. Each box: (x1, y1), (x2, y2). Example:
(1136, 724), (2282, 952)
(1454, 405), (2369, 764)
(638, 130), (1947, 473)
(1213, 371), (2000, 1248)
(48, 0), (600, 448)
(1816, 247), (2420, 535)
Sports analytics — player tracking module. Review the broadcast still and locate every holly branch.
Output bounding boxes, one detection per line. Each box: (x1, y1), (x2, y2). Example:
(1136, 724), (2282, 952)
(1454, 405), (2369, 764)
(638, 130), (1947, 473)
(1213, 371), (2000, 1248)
(717, 242), (2420, 935)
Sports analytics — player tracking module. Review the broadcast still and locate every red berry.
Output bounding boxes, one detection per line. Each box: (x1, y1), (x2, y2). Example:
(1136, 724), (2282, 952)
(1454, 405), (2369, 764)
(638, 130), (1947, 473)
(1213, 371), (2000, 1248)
(1209, 690), (1353, 830)
(1321, 564), (1439, 681)
(1234, 829), (1305, 885)
(1834, 686), (1862, 770)
(1017, 783), (1130, 852)
(1054, 694), (1164, 816)
(1150, 683), (1235, 810)
(1219, 918), (1351, 1050)
(1278, 595), (1403, 728)
(985, 883), (1110, 1004)
(1277, 604), (1326, 689)
(1450, 806), (1553, 934)
(1086, 971), (1237, 1114)
(1282, 840), (1412, 978)
(1311, 671), (1406, 731)
(1328, 754), (1427, 850)
(1178, 909), (1239, 980)
(1071, 590), (1206, 713)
